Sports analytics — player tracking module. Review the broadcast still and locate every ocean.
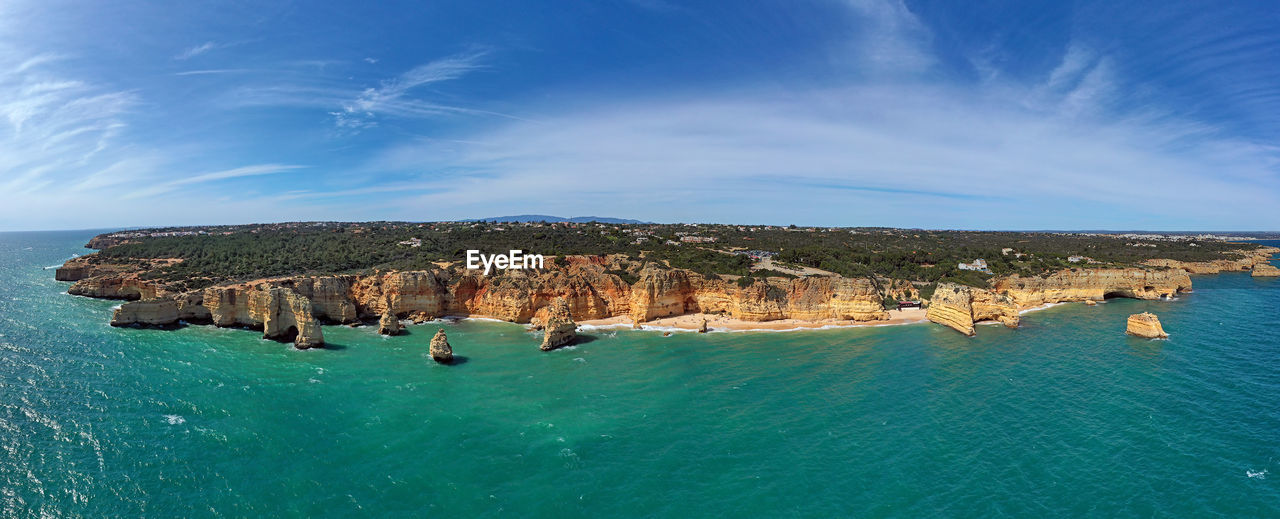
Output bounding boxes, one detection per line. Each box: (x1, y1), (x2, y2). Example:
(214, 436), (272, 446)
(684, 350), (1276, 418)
(2, 231), (1278, 517)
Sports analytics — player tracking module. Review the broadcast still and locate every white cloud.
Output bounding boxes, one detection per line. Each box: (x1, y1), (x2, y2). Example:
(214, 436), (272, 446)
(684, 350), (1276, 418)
(175, 41), (218, 60)
(359, 75), (1280, 228)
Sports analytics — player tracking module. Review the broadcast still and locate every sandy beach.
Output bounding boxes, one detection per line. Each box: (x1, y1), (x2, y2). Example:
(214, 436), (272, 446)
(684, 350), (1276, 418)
(579, 308), (929, 332)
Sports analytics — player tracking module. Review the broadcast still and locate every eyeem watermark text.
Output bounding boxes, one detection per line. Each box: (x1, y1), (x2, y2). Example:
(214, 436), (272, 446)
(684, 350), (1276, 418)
(466, 249), (544, 275)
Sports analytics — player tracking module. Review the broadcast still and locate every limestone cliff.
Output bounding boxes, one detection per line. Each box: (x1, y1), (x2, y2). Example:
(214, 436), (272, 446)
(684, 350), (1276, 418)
(199, 283), (324, 348)
(257, 287), (325, 348)
(926, 283), (1014, 336)
(928, 267), (1192, 336)
(991, 268), (1191, 306)
(67, 247), (1273, 344)
(1252, 263), (1280, 277)
(1144, 247), (1279, 274)
(111, 299), (180, 327)
(1126, 312), (1168, 339)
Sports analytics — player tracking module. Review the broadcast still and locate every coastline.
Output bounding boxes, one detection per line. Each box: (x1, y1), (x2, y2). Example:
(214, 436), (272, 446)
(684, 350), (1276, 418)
(579, 308), (929, 333)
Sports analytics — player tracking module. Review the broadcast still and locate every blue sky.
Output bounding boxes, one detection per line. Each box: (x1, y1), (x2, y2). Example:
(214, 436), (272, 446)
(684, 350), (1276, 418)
(2, 0), (1279, 231)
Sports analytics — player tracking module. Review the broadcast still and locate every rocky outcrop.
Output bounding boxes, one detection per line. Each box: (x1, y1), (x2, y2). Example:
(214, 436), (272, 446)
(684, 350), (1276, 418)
(1252, 263), (1280, 277)
(111, 299), (180, 327)
(258, 287), (325, 348)
(1126, 312), (1168, 339)
(925, 283), (1020, 336)
(992, 268), (1191, 306)
(54, 257), (97, 282)
(1144, 247), (1279, 274)
(200, 284), (324, 348)
(378, 311), (402, 336)
(67, 274), (162, 301)
(540, 298), (577, 351)
(429, 329), (453, 364)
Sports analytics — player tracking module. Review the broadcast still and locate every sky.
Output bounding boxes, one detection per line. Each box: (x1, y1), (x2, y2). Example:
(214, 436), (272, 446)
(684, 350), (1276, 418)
(2, 0), (1279, 231)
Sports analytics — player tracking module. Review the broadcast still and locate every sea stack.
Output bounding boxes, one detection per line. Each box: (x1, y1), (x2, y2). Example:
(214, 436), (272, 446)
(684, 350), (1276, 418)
(539, 298), (577, 351)
(378, 311), (402, 336)
(429, 329), (453, 364)
(697, 318), (708, 333)
(1252, 263), (1280, 277)
(1126, 312), (1168, 339)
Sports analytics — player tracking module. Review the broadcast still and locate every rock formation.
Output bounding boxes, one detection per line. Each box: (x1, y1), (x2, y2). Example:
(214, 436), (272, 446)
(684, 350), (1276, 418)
(1252, 263), (1280, 277)
(1126, 312), (1168, 339)
(378, 311), (402, 336)
(991, 268), (1191, 306)
(429, 329), (453, 364)
(1143, 247), (1279, 274)
(110, 299), (179, 327)
(540, 298), (577, 351)
(69, 244), (1279, 343)
(258, 287), (325, 348)
(925, 283), (1019, 336)
(1084, 300), (1097, 306)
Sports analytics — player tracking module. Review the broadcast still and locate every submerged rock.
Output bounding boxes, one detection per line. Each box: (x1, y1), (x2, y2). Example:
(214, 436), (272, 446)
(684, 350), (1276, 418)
(429, 328), (453, 364)
(378, 311), (402, 336)
(1126, 312), (1168, 339)
(540, 298), (577, 351)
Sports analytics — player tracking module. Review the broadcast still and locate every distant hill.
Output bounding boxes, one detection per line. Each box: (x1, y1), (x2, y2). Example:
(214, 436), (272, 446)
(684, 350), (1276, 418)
(468, 215), (651, 224)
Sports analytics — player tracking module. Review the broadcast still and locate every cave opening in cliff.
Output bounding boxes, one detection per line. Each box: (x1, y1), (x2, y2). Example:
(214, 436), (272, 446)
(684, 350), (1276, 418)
(276, 326), (299, 343)
(1102, 291), (1132, 299)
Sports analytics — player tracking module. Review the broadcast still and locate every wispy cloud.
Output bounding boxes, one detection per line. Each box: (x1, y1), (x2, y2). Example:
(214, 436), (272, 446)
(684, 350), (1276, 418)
(174, 68), (254, 76)
(175, 41), (218, 60)
(124, 164), (307, 199)
(0, 49), (137, 196)
(331, 50), (489, 130)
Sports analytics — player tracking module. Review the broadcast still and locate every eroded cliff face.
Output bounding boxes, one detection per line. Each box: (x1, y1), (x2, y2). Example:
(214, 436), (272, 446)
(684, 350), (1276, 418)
(925, 283), (979, 336)
(72, 249), (1265, 343)
(924, 283), (1020, 336)
(1252, 263), (1280, 277)
(926, 267), (1192, 336)
(992, 268), (1192, 307)
(110, 299), (179, 327)
(1143, 247), (1279, 274)
(626, 266), (889, 323)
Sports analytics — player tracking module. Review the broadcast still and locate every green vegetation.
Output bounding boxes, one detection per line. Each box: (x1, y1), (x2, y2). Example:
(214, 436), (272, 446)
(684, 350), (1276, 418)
(88, 221), (1266, 289)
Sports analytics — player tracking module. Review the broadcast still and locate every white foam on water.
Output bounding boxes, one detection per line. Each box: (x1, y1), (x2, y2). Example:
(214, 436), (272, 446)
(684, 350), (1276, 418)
(1247, 469), (1267, 479)
(164, 414), (185, 425)
(1018, 302), (1067, 315)
(576, 323), (633, 332)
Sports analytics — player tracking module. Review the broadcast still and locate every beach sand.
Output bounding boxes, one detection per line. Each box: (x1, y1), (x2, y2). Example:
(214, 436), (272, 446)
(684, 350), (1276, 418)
(579, 308), (928, 332)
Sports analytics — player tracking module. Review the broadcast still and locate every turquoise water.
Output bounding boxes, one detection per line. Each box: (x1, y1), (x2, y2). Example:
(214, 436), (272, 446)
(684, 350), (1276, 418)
(2, 231), (1279, 517)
